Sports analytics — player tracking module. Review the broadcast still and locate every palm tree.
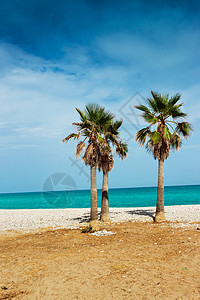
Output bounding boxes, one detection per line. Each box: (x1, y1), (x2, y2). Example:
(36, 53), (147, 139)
(135, 91), (192, 222)
(99, 121), (128, 222)
(62, 103), (115, 224)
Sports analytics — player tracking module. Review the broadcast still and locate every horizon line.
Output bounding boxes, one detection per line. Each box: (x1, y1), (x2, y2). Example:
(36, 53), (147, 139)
(0, 183), (199, 195)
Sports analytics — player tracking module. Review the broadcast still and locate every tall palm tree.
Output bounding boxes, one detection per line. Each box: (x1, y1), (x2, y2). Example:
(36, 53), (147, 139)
(62, 103), (115, 224)
(99, 121), (128, 222)
(135, 91), (192, 222)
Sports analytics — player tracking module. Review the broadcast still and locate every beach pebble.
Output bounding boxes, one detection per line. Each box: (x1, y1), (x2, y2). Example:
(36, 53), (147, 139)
(0, 206), (199, 232)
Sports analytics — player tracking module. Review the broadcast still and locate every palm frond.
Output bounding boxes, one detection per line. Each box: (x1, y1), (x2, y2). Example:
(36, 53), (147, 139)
(112, 120), (123, 131)
(116, 142), (128, 159)
(62, 133), (79, 143)
(169, 93), (181, 106)
(82, 143), (94, 162)
(135, 105), (152, 114)
(81, 129), (90, 137)
(168, 106), (187, 119)
(142, 112), (158, 124)
(151, 91), (168, 112)
(150, 131), (161, 144)
(75, 107), (87, 122)
(170, 133), (182, 151)
(163, 126), (171, 140)
(176, 122), (192, 137)
(76, 141), (85, 158)
(72, 120), (92, 130)
(84, 103), (115, 129)
(135, 127), (151, 146)
(146, 97), (159, 114)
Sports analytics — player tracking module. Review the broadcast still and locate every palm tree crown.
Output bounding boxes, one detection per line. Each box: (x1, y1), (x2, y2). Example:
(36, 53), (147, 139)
(62, 103), (115, 166)
(135, 91), (192, 160)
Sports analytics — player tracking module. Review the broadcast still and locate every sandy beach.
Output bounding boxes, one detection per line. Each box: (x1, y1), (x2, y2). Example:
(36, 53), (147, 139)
(0, 206), (199, 299)
(0, 205), (200, 232)
(0, 217), (199, 299)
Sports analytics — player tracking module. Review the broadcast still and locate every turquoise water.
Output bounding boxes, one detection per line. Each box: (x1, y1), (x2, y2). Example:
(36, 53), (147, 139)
(0, 185), (200, 209)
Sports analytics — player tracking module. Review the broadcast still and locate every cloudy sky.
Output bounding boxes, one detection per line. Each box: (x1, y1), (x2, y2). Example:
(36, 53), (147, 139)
(0, 0), (200, 193)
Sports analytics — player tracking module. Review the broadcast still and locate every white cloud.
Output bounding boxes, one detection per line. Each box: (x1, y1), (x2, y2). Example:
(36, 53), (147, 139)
(0, 40), (199, 153)
(0, 43), (131, 150)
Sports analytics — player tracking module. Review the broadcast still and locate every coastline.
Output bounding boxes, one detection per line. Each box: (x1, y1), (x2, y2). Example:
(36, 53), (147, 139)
(0, 204), (199, 232)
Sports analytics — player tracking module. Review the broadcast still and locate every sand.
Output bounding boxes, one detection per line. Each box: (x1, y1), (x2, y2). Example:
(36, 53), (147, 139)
(0, 206), (200, 299)
(0, 221), (200, 299)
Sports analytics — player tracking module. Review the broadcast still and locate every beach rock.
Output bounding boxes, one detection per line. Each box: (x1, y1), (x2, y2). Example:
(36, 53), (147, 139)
(90, 230), (116, 236)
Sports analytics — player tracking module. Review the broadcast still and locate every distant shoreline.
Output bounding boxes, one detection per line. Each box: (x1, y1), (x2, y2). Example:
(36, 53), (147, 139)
(0, 183), (200, 195)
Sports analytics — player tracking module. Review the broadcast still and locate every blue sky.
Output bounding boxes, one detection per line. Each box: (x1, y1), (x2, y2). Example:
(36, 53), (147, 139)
(0, 0), (200, 193)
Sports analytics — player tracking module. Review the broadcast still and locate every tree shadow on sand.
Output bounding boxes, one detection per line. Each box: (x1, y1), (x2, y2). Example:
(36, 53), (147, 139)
(71, 209), (155, 223)
(71, 212), (101, 223)
(126, 209), (155, 221)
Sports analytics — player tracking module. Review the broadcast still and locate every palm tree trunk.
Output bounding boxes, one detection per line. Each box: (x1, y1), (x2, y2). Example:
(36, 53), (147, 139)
(100, 171), (110, 222)
(90, 166), (98, 222)
(155, 159), (166, 222)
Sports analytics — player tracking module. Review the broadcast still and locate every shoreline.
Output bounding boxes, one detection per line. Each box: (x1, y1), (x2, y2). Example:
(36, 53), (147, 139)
(0, 204), (199, 232)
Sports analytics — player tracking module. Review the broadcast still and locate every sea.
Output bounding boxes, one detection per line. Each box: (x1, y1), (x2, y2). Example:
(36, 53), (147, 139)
(0, 185), (200, 209)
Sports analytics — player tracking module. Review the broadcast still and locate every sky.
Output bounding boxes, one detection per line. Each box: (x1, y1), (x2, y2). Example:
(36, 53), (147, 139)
(0, 0), (200, 193)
